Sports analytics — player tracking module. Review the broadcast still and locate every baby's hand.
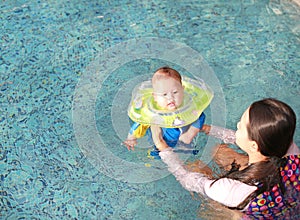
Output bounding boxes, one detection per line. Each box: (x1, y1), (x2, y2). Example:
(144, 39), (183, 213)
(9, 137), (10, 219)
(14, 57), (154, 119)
(179, 132), (193, 144)
(123, 137), (137, 151)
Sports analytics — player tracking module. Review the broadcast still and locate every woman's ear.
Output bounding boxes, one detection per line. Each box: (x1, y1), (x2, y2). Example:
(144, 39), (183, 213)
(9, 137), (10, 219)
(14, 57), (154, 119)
(249, 141), (259, 152)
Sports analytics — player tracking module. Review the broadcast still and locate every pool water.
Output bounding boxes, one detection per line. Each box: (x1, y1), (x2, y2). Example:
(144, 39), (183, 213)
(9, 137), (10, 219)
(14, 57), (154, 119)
(1, 0), (299, 219)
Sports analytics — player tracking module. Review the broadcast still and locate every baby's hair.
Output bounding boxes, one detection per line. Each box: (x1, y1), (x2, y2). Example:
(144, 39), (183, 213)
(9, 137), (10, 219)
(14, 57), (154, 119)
(152, 66), (182, 85)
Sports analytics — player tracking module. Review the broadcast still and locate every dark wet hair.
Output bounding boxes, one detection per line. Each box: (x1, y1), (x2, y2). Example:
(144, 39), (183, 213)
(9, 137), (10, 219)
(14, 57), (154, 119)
(214, 98), (296, 209)
(247, 98), (296, 158)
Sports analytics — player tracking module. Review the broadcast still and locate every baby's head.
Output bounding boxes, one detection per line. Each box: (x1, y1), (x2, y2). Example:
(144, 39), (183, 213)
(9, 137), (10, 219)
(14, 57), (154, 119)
(152, 67), (184, 110)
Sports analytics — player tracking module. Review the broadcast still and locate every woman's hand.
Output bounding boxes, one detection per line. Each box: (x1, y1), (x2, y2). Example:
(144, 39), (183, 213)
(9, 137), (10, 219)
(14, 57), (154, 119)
(199, 124), (211, 135)
(214, 144), (249, 171)
(150, 125), (169, 151)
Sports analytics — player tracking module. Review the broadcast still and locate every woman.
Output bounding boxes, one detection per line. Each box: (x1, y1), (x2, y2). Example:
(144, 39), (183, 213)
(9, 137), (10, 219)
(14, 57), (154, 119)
(151, 98), (299, 219)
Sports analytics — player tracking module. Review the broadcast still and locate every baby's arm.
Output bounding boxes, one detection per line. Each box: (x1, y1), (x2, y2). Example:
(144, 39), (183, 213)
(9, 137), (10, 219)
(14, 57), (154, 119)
(123, 133), (138, 151)
(179, 126), (200, 144)
(179, 112), (205, 144)
(123, 123), (150, 151)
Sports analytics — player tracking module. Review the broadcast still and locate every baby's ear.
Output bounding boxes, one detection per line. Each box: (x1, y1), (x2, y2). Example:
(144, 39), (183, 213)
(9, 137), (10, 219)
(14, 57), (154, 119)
(152, 92), (157, 101)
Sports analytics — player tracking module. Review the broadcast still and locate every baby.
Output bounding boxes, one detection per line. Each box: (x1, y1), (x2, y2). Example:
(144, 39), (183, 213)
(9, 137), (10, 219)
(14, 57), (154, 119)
(124, 67), (206, 158)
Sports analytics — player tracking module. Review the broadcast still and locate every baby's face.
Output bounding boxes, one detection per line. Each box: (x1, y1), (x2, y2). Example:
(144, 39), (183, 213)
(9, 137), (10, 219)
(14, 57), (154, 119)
(152, 77), (184, 110)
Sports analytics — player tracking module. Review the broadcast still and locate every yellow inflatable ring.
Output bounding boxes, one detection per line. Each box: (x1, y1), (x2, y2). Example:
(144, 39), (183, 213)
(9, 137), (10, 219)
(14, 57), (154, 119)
(128, 76), (214, 128)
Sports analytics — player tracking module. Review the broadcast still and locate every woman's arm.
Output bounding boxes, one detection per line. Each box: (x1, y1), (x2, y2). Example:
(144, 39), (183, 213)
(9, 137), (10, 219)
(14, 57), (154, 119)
(159, 149), (256, 207)
(159, 148), (212, 194)
(151, 125), (256, 207)
(201, 125), (236, 144)
(151, 125), (210, 193)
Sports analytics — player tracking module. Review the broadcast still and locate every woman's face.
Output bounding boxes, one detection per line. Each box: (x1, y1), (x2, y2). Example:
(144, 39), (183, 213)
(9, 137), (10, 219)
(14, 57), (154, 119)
(235, 108), (253, 153)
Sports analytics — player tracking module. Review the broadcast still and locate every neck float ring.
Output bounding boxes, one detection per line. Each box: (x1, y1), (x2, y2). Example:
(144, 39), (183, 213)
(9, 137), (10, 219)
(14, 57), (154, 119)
(128, 76), (214, 128)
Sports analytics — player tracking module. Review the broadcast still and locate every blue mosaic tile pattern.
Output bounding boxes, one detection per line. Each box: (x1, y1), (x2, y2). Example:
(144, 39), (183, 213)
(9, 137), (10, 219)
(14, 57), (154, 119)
(1, 0), (299, 219)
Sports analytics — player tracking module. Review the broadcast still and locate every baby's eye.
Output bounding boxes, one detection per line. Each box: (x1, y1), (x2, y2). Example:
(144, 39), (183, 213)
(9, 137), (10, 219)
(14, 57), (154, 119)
(163, 93), (168, 96)
(173, 91), (178, 94)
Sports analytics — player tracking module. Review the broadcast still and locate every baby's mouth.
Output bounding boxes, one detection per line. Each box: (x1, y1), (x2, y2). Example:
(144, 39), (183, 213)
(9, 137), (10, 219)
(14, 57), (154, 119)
(168, 102), (176, 108)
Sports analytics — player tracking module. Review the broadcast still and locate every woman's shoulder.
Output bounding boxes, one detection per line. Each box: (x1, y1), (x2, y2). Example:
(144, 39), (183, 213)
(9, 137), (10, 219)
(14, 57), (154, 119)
(286, 142), (300, 156)
(282, 153), (299, 174)
(281, 154), (300, 191)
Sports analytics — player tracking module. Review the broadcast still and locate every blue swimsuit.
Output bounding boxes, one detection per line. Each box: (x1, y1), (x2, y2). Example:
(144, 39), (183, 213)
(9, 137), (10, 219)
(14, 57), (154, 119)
(129, 113), (206, 158)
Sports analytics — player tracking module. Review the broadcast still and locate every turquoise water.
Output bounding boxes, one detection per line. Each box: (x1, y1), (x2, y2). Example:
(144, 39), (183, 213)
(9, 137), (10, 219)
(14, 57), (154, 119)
(1, 0), (299, 219)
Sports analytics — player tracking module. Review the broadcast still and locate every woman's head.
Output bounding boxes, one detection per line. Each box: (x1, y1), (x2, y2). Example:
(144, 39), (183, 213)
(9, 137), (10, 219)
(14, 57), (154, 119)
(226, 98), (296, 210)
(236, 98), (296, 158)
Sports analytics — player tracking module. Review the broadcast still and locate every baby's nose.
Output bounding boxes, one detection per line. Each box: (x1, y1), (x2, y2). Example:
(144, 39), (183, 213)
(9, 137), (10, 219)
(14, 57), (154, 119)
(166, 93), (174, 100)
